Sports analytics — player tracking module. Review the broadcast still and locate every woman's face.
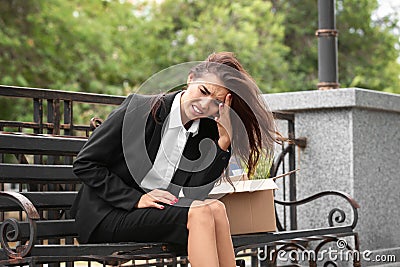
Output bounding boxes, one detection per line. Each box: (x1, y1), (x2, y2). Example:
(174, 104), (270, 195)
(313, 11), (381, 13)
(180, 73), (229, 124)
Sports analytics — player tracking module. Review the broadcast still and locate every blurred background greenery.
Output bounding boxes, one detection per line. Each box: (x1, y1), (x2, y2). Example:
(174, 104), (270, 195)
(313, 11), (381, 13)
(1, 0), (399, 121)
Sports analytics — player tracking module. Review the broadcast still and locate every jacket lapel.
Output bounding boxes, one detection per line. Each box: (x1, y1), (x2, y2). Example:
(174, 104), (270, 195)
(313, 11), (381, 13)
(145, 91), (180, 164)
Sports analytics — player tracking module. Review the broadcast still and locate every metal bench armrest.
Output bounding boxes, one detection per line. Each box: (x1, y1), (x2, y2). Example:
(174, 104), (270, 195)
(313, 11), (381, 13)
(0, 191), (40, 258)
(275, 190), (360, 229)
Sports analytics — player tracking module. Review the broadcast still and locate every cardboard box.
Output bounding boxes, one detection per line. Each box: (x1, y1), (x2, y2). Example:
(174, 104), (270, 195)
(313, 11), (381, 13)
(209, 177), (278, 235)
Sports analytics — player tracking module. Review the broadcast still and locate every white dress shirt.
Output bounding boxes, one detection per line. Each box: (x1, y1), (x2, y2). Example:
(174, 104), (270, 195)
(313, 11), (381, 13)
(140, 92), (200, 190)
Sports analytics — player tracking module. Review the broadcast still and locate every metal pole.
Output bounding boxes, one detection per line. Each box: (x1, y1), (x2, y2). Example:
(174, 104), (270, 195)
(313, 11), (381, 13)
(316, 0), (339, 90)
(288, 120), (297, 230)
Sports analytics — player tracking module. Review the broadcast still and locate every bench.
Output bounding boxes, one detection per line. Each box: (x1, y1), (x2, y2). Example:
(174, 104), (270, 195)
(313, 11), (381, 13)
(0, 131), (361, 267)
(0, 86), (361, 266)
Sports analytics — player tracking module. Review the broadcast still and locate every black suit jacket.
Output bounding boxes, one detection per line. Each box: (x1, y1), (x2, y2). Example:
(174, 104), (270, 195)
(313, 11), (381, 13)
(71, 91), (231, 243)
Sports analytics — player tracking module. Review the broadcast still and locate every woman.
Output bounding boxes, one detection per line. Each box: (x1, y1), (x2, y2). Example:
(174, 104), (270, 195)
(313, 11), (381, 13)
(71, 52), (276, 267)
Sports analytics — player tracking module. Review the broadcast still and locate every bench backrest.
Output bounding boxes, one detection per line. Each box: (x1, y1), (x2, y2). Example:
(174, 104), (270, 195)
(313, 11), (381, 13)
(0, 132), (85, 241)
(0, 132), (85, 181)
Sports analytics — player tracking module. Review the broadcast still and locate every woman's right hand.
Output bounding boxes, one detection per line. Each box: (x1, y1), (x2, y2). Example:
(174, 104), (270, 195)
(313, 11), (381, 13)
(135, 189), (178, 209)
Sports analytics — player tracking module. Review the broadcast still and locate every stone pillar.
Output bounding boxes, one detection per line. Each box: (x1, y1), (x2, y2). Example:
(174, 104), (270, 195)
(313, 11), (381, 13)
(264, 88), (400, 265)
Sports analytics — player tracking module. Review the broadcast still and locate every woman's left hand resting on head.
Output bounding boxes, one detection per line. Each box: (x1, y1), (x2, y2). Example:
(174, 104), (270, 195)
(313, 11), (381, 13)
(215, 93), (232, 151)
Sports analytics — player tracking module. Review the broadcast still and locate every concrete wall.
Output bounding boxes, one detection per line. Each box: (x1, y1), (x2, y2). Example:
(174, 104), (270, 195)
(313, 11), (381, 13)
(264, 88), (400, 265)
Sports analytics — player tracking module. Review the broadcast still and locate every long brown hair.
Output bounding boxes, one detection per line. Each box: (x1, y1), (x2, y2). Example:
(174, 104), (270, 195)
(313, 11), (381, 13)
(189, 52), (277, 178)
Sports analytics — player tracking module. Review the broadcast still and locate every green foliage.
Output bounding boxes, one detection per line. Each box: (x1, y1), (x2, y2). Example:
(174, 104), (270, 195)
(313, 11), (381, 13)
(0, 0), (157, 94)
(0, 0), (399, 124)
(336, 0), (400, 93)
(271, 0), (319, 91)
(247, 154), (273, 180)
(273, 0), (400, 92)
(151, 0), (290, 92)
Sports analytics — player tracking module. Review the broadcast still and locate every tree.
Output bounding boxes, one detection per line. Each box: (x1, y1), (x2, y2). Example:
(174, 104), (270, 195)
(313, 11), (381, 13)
(337, 0), (400, 93)
(146, 0), (290, 93)
(272, 0), (400, 93)
(0, 0), (154, 123)
(0, 0), (399, 98)
(0, 0), (164, 94)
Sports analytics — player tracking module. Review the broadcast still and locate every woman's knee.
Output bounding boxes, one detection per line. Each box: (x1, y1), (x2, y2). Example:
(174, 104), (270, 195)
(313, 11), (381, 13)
(205, 199), (228, 219)
(187, 200), (214, 229)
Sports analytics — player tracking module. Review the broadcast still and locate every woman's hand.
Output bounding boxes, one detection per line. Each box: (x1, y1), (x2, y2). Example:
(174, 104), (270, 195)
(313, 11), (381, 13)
(135, 189), (178, 209)
(215, 93), (232, 151)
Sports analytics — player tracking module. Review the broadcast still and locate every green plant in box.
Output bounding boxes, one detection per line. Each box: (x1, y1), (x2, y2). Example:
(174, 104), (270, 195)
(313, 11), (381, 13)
(245, 152), (274, 180)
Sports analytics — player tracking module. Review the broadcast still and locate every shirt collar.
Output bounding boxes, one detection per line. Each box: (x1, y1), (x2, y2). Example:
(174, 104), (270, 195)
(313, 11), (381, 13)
(169, 91), (200, 136)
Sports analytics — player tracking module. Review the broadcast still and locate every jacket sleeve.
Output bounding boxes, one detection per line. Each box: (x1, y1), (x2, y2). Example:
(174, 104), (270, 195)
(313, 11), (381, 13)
(73, 94), (144, 210)
(183, 145), (231, 200)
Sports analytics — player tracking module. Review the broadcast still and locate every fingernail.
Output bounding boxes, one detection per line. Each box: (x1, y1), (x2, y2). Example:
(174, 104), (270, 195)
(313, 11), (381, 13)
(170, 201), (175, 205)
(160, 205), (165, 209)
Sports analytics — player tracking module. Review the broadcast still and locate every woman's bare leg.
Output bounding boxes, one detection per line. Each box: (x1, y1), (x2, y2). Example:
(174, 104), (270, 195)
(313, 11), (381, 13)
(187, 200), (219, 267)
(205, 199), (236, 267)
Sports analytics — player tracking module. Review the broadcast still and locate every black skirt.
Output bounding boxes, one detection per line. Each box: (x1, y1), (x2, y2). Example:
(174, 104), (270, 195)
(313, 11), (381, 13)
(88, 198), (194, 247)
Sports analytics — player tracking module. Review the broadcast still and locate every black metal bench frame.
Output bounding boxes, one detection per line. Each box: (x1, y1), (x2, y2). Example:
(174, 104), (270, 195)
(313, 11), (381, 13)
(0, 86), (361, 267)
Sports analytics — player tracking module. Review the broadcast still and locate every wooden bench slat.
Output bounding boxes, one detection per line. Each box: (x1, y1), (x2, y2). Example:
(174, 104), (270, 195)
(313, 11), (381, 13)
(0, 192), (77, 211)
(0, 132), (86, 155)
(0, 164), (79, 183)
(232, 226), (354, 248)
(0, 242), (184, 261)
(29, 243), (180, 257)
(0, 120), (91, 132)
(0, 220), (77, 240)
